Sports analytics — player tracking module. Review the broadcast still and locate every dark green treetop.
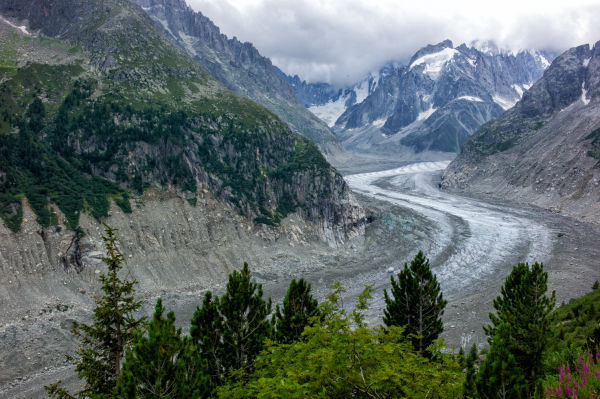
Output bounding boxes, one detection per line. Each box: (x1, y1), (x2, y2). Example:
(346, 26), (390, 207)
(482, 262), (556, 397)
(383, 251), (447, 356)
(117, 299), (209, 398)
(46, 225), (145, 399)
(273, 278), (319, 344)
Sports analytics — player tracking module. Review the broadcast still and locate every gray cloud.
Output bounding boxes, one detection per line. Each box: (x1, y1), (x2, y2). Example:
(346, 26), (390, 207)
(187, 0), (600, 86)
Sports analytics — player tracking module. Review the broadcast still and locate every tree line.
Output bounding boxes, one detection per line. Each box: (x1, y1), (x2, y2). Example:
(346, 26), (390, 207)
(46, 226), (598, 398)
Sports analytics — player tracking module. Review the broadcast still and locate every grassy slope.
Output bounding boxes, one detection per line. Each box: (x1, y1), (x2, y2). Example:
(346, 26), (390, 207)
(0, 1), (336, 232)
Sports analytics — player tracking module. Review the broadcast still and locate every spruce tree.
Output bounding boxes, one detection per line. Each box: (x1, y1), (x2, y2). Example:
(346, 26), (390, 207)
(273, 278), (319, 344)
(481, 262), (555, 397)
(383, 251), (447, 356)
(46, 225), (145, 399)
(117, 299), (208, 398)
(219, 262), (272, 374)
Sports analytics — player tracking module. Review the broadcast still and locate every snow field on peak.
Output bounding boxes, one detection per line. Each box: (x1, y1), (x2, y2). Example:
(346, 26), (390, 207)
(308, 97), (348, 127)
(455, 96), (484, 102)
(409, 48), (459, 80)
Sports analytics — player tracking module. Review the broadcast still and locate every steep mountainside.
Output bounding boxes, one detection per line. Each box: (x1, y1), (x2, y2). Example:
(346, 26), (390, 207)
(0, 0), (361, 234)
(442, 42), (600, 225)
(286, 40), (554, 157)
(277, 66), (393, 127)
(132, 0), (340, 152)
(0, 0), (365, 324)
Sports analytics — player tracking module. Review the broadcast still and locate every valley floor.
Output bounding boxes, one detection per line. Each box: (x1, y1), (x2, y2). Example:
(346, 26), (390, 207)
(1, 162), (599, 398)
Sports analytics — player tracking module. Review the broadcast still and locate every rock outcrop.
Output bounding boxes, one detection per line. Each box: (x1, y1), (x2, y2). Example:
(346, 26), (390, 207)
(133, 0), (340, 153)
(282, 40), (555, 156)
(442, 42), (600, 225)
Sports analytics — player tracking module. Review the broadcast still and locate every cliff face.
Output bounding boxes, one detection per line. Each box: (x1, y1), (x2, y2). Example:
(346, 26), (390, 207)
(442, 43), (600, 225)
(132, 0), (340, 153)
(0, 0), (363, 238)
(283, 40), (553, 157)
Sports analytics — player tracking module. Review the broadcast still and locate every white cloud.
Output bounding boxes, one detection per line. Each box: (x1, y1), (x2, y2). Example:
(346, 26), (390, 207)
(187, 0), (600, 86)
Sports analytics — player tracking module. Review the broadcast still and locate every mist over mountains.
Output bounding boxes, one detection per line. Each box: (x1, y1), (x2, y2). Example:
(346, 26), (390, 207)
(281, 40), (558, 155)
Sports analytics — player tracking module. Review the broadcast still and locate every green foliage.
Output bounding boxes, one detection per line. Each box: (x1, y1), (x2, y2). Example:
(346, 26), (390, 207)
(190, 291), (225, 393)
(273, 278), (319, 344)
(383, 251), (447, 356)
(464, 344), (478, 398)
(544, 352), (600, 398)
(46, 225), (145, 398)
(189, 263), (272, 394)
(481, 262), (556, 397)
(219, 262), (272, 374)
(117, 299), (209, 398)
(218, 283), (464, 399)
(544, 284), (600, 373)
(477, 323), (528, 399)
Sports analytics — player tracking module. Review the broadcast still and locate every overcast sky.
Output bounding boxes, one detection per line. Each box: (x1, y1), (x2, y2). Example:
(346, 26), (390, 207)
(187, 0), (600, 86)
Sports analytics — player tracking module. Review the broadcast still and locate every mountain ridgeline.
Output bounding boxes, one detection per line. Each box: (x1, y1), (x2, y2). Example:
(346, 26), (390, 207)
(442, 42), (600, 225)
(132, 0), (341, 153)
(283, 40), (555, 156)
(0, 0), (363, 238)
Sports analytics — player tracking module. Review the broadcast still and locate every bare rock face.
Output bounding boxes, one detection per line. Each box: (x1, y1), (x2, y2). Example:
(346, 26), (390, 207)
(132, 0), (340, 153)
(442, 42), (600, 225)
(0, 0), (366, 329)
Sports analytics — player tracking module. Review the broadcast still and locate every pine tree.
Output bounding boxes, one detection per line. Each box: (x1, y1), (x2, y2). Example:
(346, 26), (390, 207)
(476, 323), (527, 399)
(383, 251), (447, 356)
(273, 278), (319, 344)
(46, 225), (145, 399)
(117, 299), (209, 398)
(463, 344), (478, 398)
(219, 262), (272, 374)
(481, 262), (555, 397)
(190, 291), (225, 391)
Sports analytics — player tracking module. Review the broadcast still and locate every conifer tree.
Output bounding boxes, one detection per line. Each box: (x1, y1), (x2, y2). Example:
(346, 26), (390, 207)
(219, 262), (272, 374)
(46, 225), (145, 399)
(190, 291), (225, 391)
(273, 278), (319, 343)
(383, 251), (447, 356)
(117, 299), (208, 398)
(476, 323), (527, 399)
(481, 262), (555, 397)
(463, 344), (478, 398)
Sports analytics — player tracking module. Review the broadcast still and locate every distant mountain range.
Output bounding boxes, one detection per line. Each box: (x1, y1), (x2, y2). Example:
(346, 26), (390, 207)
(442, 41), (600, 225)
(133, 0), (341, 153)
(281, 40), (557, 155)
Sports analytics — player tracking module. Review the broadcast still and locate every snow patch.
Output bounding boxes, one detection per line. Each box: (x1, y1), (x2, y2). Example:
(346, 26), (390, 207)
(0, 15), (32, 36)
(372, 118), (387, 128)
(455, 96), (483, 102)
(511, 83), (532, 98)
(583, 58), (591, 67)
(417, 105), (437, 121)
(179, 31), (199, 56)
(409, 48), (459, 80)
(493, 95), (517, 110)
(354, 79), (370, 104)
(308, 98), (348, 127)
(581, 82), (590, 105)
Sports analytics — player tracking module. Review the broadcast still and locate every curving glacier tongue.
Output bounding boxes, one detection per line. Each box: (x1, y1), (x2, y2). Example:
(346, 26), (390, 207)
(345, 162), (553, 303)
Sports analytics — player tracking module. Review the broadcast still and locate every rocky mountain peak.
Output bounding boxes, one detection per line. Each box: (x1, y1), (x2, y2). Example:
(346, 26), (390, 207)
(442, 40), (600, 225)
(408, 39), (454, 66)
(133, 0), (340, 151)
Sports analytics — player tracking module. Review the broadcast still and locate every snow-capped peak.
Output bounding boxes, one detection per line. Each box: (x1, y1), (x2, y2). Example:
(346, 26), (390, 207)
(409, 48), (459, 80)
